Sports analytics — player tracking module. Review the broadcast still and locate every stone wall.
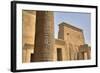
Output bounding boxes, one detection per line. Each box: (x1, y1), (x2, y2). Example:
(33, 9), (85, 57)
(58, 22), (85, 60)
(22, 10), (36, 63)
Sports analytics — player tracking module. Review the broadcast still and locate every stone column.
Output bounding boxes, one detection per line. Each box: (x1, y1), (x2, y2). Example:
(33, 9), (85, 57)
(78, 52), (84, 60)
(87, 47), (91, 59)
(32, 11), (54, 62)
(84, 52), (88, 60)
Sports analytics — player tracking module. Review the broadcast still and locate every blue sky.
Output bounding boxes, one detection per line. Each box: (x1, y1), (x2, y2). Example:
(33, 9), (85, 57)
(54, 12), (91, 45)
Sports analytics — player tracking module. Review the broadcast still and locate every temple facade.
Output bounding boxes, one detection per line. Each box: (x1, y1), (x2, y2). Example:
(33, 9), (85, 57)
(22, 10), (91, 63)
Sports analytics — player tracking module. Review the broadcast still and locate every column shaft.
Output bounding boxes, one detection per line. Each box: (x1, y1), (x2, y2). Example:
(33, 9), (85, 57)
(32, 11), (54, 62)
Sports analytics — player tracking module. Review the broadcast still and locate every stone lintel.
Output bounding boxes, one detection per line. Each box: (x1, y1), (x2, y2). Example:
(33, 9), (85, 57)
(55, 39), (65, 45)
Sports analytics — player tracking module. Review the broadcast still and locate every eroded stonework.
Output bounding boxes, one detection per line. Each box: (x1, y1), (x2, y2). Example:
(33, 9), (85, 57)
(22, 11), (91, 63)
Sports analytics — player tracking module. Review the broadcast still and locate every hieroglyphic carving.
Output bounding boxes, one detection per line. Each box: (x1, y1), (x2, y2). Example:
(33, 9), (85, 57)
(32, 11), (55, 62)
